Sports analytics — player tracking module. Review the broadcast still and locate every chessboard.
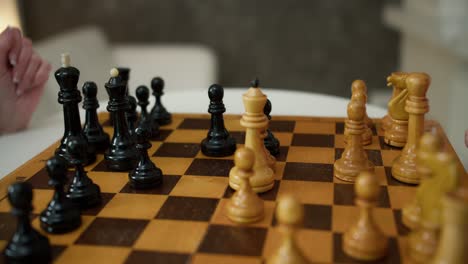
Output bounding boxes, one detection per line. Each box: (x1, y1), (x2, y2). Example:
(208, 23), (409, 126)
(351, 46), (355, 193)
(0, 112), (463, 264)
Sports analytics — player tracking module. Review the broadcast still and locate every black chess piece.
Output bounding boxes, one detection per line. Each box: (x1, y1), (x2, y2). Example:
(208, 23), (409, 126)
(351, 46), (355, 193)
(136, 85), (160, 139)
(264, 99), (280, 156)
(129, 122), (163, 189)
(3, 182), (52, 264)
(82, 81), (110, 152)
(201, 84), (236, 157)
(117, 67), (138, 134)
(67, 137), (102, 209)
(40, 156), (81, 233)
(104, 69), (138, 171)
(150, 77), (172, 125)
(54, 54), (96, 165)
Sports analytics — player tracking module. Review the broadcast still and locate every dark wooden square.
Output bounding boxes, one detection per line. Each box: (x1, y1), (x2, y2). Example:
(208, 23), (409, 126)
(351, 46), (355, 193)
(198, 225), (267, 256)
(27, 167), (74, 190)
(91, 159), (113, 172)
(155, 196), (218, 221)
(334, 184), (391, 208)
(393, 209), (411, 236)
(178, 118), (210, 130)
(275, 146), (289, 162)
(51, 245), (67, 262)
(81, 192), (116, 216)
(120, 175), (181, 195)
(283, 162), (333, 182)
(0, 212), (16, 240)
(230, 131), (245, 144)
(291, 134), (334, 148)
(125, 250), (190, 264)
(333, 233), (401, 263)
(224, 180), (280, 201)
(269, 120), (295, 132)
(153, 143), (200, 158)
(185, 159), (234, 177)
(335, 122), (345, 134)
(151, 129), (173, 142)
(76, 217), (148, 246)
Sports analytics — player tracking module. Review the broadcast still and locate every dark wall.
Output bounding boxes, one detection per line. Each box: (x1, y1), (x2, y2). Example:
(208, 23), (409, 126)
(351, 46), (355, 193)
(20, 0), (399, 97)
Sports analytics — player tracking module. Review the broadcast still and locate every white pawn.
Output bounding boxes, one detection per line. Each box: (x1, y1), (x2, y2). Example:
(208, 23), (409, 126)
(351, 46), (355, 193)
(226, 147), (264, 224)
(267, 195), (309, 264)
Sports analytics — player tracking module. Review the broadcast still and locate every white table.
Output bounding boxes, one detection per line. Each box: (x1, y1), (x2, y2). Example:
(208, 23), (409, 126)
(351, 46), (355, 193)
(0, 88), (387, 179)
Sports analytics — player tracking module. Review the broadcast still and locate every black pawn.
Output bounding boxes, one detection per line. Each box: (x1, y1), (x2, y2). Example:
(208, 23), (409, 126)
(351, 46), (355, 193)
(201, 84), (236, 157)
(129, 122), (163, 189)
(82, 82), (110, 152)
(136, 85), (160, 139)
(40, 156), (81, 233)
(105, 69), (138, 171)
(264, 99), (280, 156)
(150, 77), (172, 125)
(66, 137), (101, 209)
(3, 182), (51, 264)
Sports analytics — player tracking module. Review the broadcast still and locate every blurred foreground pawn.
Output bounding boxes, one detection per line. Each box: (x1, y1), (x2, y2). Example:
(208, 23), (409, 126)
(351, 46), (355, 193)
(407, 144), (460, 263)
(82, 81), (110, 152)
(67, 137), (102, 209)
(40, 156), (81, 233)
(381, 72), (407, 132)
(392, 73), (430, 184)
(201, 84), (236, 157)
(226, 147), (264, 224)
(264, 99), (280, 156)
(334, 99), (374, 182)
(150, 77), (172, 125)
(55, 53), (96, 165)
(105, 68), (138, 171)
(117, 67), (138, 134)
(136, 85), (160, 139)
(267, 195), (309, 264)
(129, 122), (163, 189)
(432, 188), (468, 264)
(3, 182), (51, 264)
(229, 79), (274, 193)
(402, 132), (442, 229)
(343, 171), (388, 261)
(344, 80), (372, 146)
(384, 72), (410, 147)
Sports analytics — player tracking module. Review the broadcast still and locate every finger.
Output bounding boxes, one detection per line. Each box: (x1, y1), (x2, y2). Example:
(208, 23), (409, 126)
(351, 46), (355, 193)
(32, 60), (51, 87)
(12, 38), (32, 83)
(0, 27), (22, 75)
(5, 27), (22, 66)
(16, 53), (40, 96)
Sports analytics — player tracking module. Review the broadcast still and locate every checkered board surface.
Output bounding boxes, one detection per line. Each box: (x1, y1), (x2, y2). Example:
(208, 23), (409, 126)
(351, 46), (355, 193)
(0, 113), (462, 264)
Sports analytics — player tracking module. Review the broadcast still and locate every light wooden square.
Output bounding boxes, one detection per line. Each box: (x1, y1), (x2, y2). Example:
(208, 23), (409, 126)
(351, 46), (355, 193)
(97, 193), (167, 219)
(192, 253), (261, 264)
(151, 157), (193, 175)
(164, 129), (207, 143)
(387, 186), (416, 209)
(286, 146), (335, 164)
(294, 121), (335, 134)
(32, 215), (95, 245)
(170, 176), (229, 198)
(55, 245), (131, 264)
(278, 180), (334, 205)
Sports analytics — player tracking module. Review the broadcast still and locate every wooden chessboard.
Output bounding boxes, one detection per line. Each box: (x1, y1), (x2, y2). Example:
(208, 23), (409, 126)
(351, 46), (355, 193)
(0, 113), (463, 264)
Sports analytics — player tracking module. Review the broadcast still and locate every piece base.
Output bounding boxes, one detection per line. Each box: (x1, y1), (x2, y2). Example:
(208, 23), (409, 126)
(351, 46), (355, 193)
(67, 184), (102, 209)
(129, 168), (163, 189)
(201, 137), (236, 157)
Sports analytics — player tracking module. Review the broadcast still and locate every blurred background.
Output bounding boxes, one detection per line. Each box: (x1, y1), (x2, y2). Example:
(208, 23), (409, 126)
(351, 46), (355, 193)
(1, 0), (467, 166)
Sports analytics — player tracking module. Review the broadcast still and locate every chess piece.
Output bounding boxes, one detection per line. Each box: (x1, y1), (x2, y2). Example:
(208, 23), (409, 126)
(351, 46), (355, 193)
(136, 85), (160, 139)
(402, 132), (442, 229)
(150, 77), (172, 125)
(129, 122), (163, 189)
(334, 100), (374, 182)
(267, 195), (309, 264)
(104, 68), (138, 171)
(407, 146), (461, 263)
(201, 84), (236, 157)
(384, 72), (410, 147)
(40, 156), (81, 233)
(82, 81), (110, 152)
(381, 72), (408, 132)
(392, 73), (430, 184)
(55, 53), (96, 165)
(67, 137), (102, 209)
(432, 187), (468, 264)
(264, 99), (280, 156)
(117, 67), (138, 134)
(344, 80), (372, 146)
(229, 79), (275, 193)
(3, 182), (52, 264)
(343, 171), (388, 261)
(226, 147), (264, 224)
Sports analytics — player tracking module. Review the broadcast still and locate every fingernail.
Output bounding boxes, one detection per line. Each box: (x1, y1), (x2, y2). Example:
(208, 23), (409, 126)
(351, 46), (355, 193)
(16, 88), (23, 96)
(9, 54), (16, 66)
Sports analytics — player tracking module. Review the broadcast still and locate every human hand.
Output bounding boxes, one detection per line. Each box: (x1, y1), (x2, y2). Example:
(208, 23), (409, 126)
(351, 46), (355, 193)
(0, 26), (51, 134)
